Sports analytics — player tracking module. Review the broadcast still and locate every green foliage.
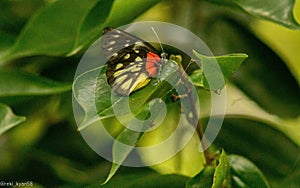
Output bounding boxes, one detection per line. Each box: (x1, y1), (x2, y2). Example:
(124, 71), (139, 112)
(186, 151), (270, 188)
(190, 52), (247, 90)
(0, 104), (26, 135)
(0, 69), (71, 97)
(204, 17), (300, 118)
(229, 155), (270, 188)
(100, 171), (188, 188)
(0, 0), (299, 187)
(213, 117), (300, 179)
(206, 0), (300, 29)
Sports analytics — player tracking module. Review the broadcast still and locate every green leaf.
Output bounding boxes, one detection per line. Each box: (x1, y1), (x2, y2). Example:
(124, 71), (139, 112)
(191, 51), (247, 90)
(103, 0), (161, 27)
(72, 0), (114, 56)
(229, 155), (270, 188)
(204, 17), (300, 118)
(0, 31), (16, 54)
(0, 70), (71, 97)
(103, 128), (144, 184)
(0, 0), (161, 63)
(0, 0), (107, 62)
(189, 69), (204, 87)
(212, 149), (231, 188)
(207, 0), (300, 29)
(187, 149), (270, 187)
(212, 116), (300, 182)
(186, 166), (215, 188)
(72, 0), (161, 55)
(138, 102), (205, 177)
(274, 171), (300, 188)
(186, 149), (231, 188)
(0, 103), (26, 135)
(0, 0), (45, 45)
(100, 172), (188, 188)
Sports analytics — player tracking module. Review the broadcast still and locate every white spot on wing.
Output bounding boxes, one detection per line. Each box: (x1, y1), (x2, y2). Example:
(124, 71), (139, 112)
(131, 66), (142, 72)
(125, 63), (142, 72)
(135, 41), (143, 45)
(115, 74), (127, 83)
(121, 79), (133, 90)
(188, 112), (193, 119)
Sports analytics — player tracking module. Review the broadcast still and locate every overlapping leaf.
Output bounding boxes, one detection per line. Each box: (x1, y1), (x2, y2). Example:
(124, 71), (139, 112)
(190, 52), (247, 90)
(0, 0), (161, 63)
(0, 104), (26, 135)
(0, 70), (71, 97)
(207, 0), (300, 29)
(203, 17), (300, 118)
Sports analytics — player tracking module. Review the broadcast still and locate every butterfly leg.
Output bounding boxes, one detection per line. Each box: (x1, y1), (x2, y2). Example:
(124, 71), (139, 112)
(171, 93), (189, 102)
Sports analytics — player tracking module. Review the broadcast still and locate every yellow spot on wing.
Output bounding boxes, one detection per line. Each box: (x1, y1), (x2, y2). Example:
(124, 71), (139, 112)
(111, 61), (152, 94)
(113, 70), (122, 77)
(115, 63), (123, 69)
(135, 56), (142, 61)
(124, 54), (130, 60)
(133, 73), (151, 91)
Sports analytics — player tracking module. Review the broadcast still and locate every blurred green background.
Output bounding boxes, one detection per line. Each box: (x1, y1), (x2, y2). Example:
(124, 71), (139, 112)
(0, 0), (299, 187)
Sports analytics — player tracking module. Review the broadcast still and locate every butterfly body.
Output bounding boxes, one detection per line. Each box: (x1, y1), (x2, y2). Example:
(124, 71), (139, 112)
(101, 27), (164, 96)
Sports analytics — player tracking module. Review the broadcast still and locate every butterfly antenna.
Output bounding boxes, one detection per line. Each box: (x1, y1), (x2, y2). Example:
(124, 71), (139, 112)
(184, 59), (195, 72)
(151, 27), (167, 59)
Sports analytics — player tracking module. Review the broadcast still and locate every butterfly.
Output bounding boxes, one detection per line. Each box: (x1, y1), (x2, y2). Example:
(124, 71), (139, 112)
(101, 27), (166, 96)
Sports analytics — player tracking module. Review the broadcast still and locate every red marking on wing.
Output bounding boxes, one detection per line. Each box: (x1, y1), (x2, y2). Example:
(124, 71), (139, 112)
(146, 52), (160, 77)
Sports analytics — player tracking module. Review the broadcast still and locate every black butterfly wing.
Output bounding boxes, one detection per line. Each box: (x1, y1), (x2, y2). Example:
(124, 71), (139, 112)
(101, 27), (157, 62)
(101, 27), (160, 95)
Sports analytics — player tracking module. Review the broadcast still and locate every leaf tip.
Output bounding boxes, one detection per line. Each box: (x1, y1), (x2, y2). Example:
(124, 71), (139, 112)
(101, 170), (115, 185)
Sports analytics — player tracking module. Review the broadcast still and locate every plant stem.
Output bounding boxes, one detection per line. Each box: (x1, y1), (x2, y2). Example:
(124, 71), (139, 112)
(175, 56), (214, 165)
(196, 120), (214, 165)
